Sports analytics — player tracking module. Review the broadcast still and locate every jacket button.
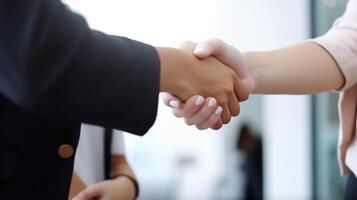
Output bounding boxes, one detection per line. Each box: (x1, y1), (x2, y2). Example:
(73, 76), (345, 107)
(58, 144), (74, 159)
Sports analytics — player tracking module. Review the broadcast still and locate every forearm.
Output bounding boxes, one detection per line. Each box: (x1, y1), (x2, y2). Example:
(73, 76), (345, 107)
(68, 172), (86, 200)
(111, 155), (135, 178)
(244, 42), (345, 94)
(110, 155), (137, 198)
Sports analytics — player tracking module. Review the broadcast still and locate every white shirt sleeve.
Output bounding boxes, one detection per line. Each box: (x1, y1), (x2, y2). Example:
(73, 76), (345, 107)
(111, 130), (125, 155)
(312, 0), (357, 90)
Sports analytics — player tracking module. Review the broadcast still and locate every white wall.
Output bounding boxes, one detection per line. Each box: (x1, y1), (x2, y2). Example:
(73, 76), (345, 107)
(263, 96), (312, 200)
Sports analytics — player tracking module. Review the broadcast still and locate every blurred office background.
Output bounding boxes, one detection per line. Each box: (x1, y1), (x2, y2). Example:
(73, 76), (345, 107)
(65, 0), (349, 199)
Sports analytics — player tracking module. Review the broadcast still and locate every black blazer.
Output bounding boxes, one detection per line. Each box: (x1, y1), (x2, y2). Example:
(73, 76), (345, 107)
(0, 1), (160, 199)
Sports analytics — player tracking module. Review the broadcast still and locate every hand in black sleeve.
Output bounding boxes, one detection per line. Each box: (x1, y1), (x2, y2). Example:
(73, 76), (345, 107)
(0, 0), (160, 135)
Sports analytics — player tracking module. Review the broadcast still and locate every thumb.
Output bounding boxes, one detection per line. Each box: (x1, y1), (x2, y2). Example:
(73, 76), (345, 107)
(193, 38), (254, 92)
(73, 184), (103, 200)
(193, 38), (225, 59)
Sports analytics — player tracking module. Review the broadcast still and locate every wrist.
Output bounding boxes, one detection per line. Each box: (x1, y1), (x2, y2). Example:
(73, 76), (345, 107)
(111, 173), (139, 199)
(156, 47), (191, 97)
(242, 52), (258, 93)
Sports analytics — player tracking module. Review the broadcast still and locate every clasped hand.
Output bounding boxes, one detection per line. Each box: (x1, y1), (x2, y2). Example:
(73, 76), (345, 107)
(163, 39), (255, 130)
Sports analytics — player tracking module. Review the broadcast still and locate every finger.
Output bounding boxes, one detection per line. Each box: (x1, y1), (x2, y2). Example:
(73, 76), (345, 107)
(184, 98), (218, 126)
(162, 92), (183, 109)
(221, 104), (231, 124)
(228, 95), (240, 117)
(211, 118), (223, 130)
(234, 74), (249, 101)
(172, 95), (205, 118)
(193, 38), (249, 78)
(73, 185), (102, 200)
(196, 106), (223, 130)
(193, 38), (224, 58)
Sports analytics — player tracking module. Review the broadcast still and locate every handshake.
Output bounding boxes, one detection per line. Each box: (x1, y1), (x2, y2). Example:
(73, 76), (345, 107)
(158, 39), (255, 130)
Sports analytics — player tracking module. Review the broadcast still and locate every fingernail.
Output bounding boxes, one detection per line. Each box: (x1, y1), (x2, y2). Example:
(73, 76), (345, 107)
(215, 106), (223, 114)
(194, 46), (206, 55)
(208, 98), (217, 107)
(195, 96), (204, 106)
(169, 100), (179, 108)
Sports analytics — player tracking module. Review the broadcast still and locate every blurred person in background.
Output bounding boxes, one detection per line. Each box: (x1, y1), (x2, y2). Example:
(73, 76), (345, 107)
(163, 0), (357, 199)
(237, 124), (263, 200)
(68, 125), (138, 200)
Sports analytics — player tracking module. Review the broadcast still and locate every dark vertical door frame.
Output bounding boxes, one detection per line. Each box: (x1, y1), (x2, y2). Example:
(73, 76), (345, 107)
(310, 0), (318, 200)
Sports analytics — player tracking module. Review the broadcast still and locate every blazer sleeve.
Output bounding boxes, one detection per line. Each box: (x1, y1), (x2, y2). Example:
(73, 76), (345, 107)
(0, 0), (161, 135)
(312, 0), (357, 90)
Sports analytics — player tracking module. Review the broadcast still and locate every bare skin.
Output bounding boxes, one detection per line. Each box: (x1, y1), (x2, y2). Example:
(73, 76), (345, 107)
(158, 42), (249, 125)
(163, 39), (344, 130)
(164, 39), (354, 176)
(69, 155), (136, 200)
